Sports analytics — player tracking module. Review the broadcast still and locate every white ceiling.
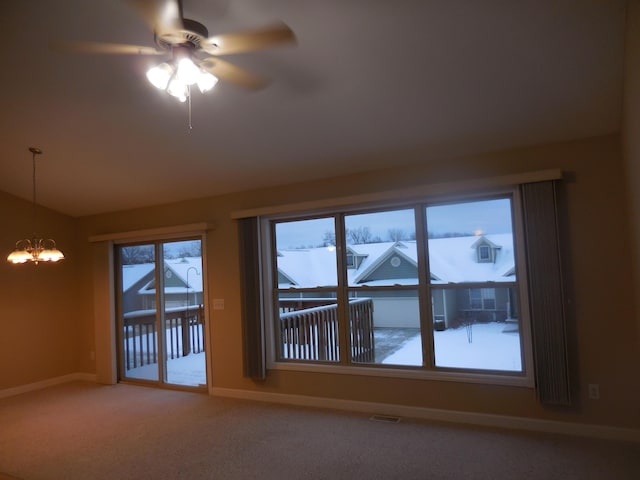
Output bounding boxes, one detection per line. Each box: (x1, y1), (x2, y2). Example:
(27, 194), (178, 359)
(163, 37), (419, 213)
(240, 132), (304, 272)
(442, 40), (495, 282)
(0, 0), (626, 217)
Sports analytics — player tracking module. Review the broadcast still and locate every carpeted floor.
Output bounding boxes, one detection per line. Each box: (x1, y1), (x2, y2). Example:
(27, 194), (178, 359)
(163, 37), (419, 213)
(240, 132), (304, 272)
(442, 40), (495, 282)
(0, 382), (638, 479)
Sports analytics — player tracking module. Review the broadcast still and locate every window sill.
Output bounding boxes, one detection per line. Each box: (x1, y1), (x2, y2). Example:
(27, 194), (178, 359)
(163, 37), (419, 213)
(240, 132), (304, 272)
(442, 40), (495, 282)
(267, 360), (534, 388)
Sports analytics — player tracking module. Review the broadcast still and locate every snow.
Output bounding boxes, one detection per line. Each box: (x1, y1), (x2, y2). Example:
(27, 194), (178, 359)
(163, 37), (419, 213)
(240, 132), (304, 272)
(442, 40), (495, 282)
(383, 322), (522, 371)
(123, 323), (206, 387)
(276, 234), (515, 288)
(125, 352), (206, 386)
(125, 323), (521, 384)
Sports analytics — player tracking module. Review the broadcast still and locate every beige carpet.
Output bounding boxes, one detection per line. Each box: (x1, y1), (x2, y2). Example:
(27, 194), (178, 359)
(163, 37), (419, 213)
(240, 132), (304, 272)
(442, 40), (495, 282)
(0, 382), (638, 479)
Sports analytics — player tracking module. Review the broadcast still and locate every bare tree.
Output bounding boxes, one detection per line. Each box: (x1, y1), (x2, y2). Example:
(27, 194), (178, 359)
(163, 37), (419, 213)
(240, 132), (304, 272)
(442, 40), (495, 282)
(120, 245), (154, 264)
(321, 230), (336, 247)
(347, 226), (380, 244)
(387, 228), (406, 241)
(175, 241), (201, 258)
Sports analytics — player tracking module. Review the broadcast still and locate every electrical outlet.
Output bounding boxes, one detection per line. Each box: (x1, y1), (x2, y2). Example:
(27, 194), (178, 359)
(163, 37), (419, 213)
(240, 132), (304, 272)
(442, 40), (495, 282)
(588, 383), (600, 400)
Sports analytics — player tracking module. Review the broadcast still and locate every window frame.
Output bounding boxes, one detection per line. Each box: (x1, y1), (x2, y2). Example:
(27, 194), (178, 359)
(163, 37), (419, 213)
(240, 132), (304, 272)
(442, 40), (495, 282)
(259, 187), (534, 387)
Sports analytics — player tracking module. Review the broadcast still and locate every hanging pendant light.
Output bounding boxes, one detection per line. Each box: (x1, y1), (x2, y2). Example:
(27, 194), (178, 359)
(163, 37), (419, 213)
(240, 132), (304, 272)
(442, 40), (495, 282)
(7, 148), (65, 265)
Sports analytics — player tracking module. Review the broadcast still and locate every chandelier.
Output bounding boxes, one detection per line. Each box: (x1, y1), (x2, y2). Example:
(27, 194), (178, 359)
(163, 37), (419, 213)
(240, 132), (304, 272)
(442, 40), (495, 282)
(7, 148), (65, 265)
(146, 47), (218, 102)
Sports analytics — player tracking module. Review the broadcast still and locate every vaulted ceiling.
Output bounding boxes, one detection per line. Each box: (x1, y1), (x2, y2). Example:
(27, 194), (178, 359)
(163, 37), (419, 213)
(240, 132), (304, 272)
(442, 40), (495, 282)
(0, 0), (626, 217)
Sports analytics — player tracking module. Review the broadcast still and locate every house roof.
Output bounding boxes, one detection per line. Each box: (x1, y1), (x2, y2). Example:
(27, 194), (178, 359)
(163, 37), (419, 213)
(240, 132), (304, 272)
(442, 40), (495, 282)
(121, 257), (203, 294)
(277, 234), (515, 289)
(121, 263), (155, 291)
(0, 1), (625, 217)
(428, 234), (515, 284)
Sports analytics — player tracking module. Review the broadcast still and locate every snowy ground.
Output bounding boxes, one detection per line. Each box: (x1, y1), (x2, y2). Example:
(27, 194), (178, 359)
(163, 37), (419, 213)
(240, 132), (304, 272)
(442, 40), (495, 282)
(383, 322), (522, 371)
(125, 352), (206, 387)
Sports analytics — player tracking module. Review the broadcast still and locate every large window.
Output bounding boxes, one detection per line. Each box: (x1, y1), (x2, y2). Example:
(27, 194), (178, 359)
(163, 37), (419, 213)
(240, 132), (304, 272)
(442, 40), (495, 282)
(263, 190), (531, 380)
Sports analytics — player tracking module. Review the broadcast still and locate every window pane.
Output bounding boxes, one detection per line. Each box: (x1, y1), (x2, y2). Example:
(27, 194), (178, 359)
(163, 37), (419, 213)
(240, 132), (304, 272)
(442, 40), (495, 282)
(119, 244), (158, 382)
(162, 240), (206, 387)
(426, 198), (516, 283)
(349, 290), (422, 366)
(275, 218), (337, 288)
(344, 209), (417, 287)
(431, 287), (522, 371)
(277, 293), (339, 362)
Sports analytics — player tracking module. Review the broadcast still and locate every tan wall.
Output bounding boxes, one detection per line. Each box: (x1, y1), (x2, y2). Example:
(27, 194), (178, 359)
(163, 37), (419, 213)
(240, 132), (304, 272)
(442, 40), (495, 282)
(623, 0), (640, 345)
(76, 134), (639, 429)
(0, 190), (79, 389)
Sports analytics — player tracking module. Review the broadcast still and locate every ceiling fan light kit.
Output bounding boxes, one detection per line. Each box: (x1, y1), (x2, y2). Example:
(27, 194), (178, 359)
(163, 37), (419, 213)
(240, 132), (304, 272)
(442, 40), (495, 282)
(146, 46), (219, 102)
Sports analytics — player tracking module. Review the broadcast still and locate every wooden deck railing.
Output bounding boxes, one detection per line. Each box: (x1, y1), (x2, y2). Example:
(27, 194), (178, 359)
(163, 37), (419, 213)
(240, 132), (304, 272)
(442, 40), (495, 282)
(279, 298), (374, 362)
(122, 304), (204, 370)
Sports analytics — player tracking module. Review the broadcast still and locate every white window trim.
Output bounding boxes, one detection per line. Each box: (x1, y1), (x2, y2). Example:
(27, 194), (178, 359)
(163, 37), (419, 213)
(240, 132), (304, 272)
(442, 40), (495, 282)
(259, 186), (535, 388)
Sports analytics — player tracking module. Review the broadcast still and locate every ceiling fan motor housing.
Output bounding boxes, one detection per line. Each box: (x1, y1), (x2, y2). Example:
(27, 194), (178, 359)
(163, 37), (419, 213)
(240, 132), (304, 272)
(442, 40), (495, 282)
(154, 19), (209, 51)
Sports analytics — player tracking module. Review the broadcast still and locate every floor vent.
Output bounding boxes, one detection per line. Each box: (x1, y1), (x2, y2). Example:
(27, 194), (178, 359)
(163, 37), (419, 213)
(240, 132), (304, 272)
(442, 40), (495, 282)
(370, 414), (401, 423)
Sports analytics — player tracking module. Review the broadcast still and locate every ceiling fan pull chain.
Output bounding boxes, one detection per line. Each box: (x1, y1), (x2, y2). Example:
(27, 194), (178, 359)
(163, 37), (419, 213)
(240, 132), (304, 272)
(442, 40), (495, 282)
(188, 85), (193, 133)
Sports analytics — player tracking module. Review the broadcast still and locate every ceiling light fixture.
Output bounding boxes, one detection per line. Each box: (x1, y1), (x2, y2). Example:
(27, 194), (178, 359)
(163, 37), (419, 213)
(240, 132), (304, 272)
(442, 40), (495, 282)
(7, 148), (65, 265)
(146, 47), (218, 102)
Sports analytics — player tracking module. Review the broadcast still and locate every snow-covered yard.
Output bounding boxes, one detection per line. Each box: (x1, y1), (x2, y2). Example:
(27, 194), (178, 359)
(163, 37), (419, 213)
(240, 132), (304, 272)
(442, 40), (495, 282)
(125, 352), (206, 386)
(383, 322), (522, 371)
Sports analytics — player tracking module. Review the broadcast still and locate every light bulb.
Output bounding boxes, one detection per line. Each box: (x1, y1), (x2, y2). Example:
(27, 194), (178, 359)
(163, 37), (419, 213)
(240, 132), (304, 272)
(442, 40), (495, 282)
(197, 71), (218, 93)
(177, 58), (199, 85)
(167, 78), (188, 102)
(146, 63), (173, 90)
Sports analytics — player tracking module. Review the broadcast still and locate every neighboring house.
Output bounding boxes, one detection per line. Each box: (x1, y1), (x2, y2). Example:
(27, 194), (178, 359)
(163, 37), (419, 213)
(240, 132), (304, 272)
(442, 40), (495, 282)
(122, 237), (515, 330)
(277, 234), (516, 329)
(121, 257), (203, 313)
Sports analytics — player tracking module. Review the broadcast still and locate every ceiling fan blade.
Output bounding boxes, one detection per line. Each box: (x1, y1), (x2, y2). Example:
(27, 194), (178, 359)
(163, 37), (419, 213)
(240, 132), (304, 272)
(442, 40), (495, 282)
(126, 0), (184, 35)
(200, 57), (269, 90)
(51, 40), (165, 55)
(201, 22), (296, 56)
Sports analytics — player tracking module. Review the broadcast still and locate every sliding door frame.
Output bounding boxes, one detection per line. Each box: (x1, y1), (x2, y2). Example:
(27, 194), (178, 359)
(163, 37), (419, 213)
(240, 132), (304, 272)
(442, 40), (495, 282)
(92, 223), (212, 392)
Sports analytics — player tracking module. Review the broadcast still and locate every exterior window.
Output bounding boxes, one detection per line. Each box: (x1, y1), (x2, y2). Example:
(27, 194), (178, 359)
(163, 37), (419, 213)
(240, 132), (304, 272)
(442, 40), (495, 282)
(478, 245), (491, 262)
(426, 198), (521, 372)
(468, 288), (497, 310)
(346, 253), (355, 268)
(265, 192), (527, 378)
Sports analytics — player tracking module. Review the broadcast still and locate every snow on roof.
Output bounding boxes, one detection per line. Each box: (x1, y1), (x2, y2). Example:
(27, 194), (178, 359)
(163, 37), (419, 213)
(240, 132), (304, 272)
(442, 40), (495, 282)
(121, 257), (203, 294)
(277, 234), (515, 288)
(165, 257), (203, 291)
(351, 241), (417, 285)
(428, 233), (515, 284)
(277, 247), (338, 288)
(121, 263), (155, 291)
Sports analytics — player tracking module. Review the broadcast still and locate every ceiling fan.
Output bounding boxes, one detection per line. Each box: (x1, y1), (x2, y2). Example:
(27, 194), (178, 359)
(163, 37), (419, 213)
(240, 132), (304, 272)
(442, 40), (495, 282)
(53, 0), (296, 100)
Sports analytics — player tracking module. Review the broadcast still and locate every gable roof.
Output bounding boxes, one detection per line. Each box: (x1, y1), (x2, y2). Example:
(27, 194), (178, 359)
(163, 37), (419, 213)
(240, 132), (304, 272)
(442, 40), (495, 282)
(277, 234), (515, 288)
(121, 257), (203, 295)
(428, 234), (515, 284)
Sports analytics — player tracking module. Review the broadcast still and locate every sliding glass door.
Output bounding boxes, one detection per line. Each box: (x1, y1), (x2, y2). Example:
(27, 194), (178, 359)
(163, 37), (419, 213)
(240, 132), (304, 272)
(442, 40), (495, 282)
(117, 238), (207, 388)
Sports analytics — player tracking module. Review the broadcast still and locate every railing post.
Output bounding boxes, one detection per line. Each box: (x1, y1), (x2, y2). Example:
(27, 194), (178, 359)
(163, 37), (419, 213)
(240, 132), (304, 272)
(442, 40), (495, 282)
(181, 309), (192, 357)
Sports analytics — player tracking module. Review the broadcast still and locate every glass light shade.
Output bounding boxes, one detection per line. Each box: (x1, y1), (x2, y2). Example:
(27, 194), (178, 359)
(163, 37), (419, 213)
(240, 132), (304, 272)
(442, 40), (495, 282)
(7, 248), (31, 264)
(176, 58), (200, 85)
(39, 247), (65, 262)
(7, 238), (65, 264)
(146, 63), (174, 90)
(167, 78), (188, 102)
(197, 71), (218, 93)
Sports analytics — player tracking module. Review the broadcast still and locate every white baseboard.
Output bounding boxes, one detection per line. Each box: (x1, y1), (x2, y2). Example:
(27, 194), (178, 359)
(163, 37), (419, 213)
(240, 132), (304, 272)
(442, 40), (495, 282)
(211, 387), (640, 443)
(0, 373), (97, 399)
